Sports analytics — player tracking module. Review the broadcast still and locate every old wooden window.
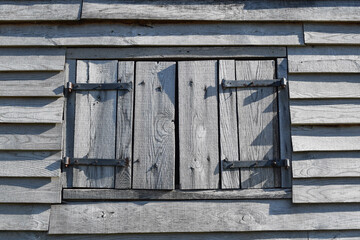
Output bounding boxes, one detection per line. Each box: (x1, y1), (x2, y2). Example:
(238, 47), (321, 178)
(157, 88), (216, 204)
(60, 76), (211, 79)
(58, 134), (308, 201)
(63, 49), (291, 199)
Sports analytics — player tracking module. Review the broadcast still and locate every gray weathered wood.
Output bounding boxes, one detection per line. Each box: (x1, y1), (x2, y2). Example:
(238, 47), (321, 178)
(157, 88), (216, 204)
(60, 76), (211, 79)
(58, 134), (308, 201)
(236, 60), (279, 189)
(133, 61), (175, 189)
(81, 0), (360, 22)
(178, 61), (219, 190)
(67, 47), (286, 60)
(293, 178), (360, 203)
(305, 23), (360, 45)
(0, 23), (303, 46)
(0, 231), (308, 240)
(293, 152), (360, 178)
(0, 98), (64, 123)
(63, 188), (291, 200)
(0, 48), (65, 71)
(292, 126), (360, 152)
(0, 204), (50, 231)
(309, 231), (360, 240)
(0, 177), (61, 203)
(49, 199), (360, 234)
(0, 151), (61, 177)
(0, 124), (62, 150)
(0, 71), (64, 97)
(288, 47), (360, 73)
(219, 60), (239, 189)
(289, 74), (360, 99)
(290, 99), (360, 125)
(115, 61), (134, 189)
(277, 58), (292, 188)
(73, 60), (117, 188)
(0, 0), (81, 21)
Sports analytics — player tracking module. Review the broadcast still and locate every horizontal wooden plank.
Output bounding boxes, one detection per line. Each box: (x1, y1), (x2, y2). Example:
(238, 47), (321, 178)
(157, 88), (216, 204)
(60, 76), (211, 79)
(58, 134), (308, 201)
(81, 0), (360, 22)
(0, 124), (62, 150)
(288, 47), (360, 73)
(0, 204), (50, 231)
(67, 47), (286, 59)
(305, 23), (360, 45)
(63, 189), (291, 200)
(292, 126), (360, 152)
(49, 199), (360, 234)
(290, 99), (360, 125)
(289, 74), (360, 99)
(0, 48), (65, 71)
(0, 98), (64, 123)
(0, 231), (308, 240)
(293, 178), (360, 203)
(0, 151), (61, 177)
(293, 152), (360, 178)
(0, 177), (61, 203)
(0, 23), (303, 46)
(0, 0), (81, 21)
(0, 71), (64, 97)
(309, 231), (360, 240)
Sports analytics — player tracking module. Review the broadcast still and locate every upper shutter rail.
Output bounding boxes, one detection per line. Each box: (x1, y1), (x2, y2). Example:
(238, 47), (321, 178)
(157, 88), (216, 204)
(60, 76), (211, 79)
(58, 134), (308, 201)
(221, 78), (287, 89)
(65, 82), (132, 94)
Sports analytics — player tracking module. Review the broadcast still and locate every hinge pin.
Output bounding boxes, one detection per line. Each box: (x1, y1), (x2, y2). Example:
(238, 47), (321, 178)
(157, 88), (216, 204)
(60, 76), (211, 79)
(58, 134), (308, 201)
(280, 78), (287, 88)
(67, 82), (73, 93)
(64, 157), (70, 168)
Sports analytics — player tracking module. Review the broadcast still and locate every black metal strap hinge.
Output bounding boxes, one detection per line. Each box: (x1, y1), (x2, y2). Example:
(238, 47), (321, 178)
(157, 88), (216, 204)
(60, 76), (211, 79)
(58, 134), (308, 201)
(66, 82), (132, 94)
(63, 157), (129, 168)
(222, 78), (287, 89)
(223, 159), (290, 170)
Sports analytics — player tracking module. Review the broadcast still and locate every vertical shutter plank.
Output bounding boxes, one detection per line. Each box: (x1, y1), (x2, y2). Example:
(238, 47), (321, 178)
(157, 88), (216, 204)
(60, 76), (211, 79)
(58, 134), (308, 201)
(178, 60), (219, 189)
(115, 61), (134, 189)
(219, 60), (240, 189)
(236, 60), (279, 189)
(73, 60), (117, 188)
(133, 61), (176, 189)
(277, 58), (292, 188)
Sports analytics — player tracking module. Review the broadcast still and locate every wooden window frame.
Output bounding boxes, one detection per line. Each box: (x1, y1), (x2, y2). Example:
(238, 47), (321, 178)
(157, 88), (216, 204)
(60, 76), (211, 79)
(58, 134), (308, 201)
(62, 47), (292, 201)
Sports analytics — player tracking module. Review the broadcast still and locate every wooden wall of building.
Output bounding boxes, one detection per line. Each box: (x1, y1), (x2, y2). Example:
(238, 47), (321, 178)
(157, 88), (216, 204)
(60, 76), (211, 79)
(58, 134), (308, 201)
(1, 1), (360, 239)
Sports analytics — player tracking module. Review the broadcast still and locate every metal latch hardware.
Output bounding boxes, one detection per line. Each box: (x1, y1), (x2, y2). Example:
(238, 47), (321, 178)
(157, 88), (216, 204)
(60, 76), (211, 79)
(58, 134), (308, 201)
(63, 157), (129, 168)
(66, 82), (132, 93)
(223, 159), (290, 170)
(222, 78), (287, 89)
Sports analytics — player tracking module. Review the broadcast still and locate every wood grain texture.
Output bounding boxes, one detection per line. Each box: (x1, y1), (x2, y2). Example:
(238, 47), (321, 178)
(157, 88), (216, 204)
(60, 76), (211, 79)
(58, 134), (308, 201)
(67, 47), (286, 60)
(133, 61), (176, 189)
(0, 48), (65, 71)
(49, 199), (360, 234)
(219, 60), (239, 189)
(290, 99), (360, 124)
(0, 204), (50, 231)
(0, 124), (62, 150)
(81, 0), (360, 22)
(305, 23), (360, 45)
(293, 152), (360, 178)
(0, 151), (61, 177)
(236, 60), (279, 189)
(63, 188), (291, 200)
(277, 58), (292, 188)
(0, 71), (64, 97)
(115, 61), (134, 189)
(0, 22), (303, 46)
(0, 98), (64, 123)
(292, 126), (360, 152)
(289, 74), (360, 99)
(293, 178), (360, 203)
(0, 231), (308, 240)
(0, 0), (81, 21)
(178, 61), (219, 190)
(309, 231), (360, 240)
(73, 60), (117, 188)
(288, 47), (360, 73)
(0, 177), (61, 203)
